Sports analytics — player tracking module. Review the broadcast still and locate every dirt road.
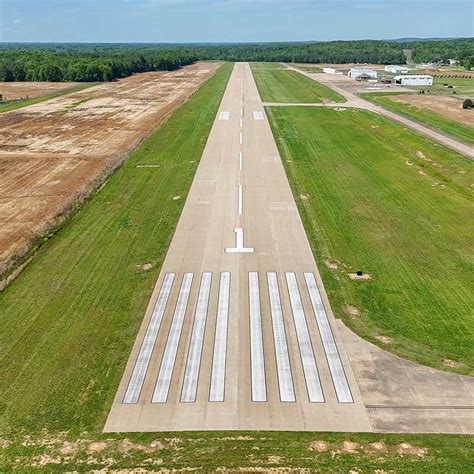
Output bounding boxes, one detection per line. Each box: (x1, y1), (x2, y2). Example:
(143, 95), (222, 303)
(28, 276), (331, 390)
(0, 62), (221, 277)
(284, 65), (474, 160)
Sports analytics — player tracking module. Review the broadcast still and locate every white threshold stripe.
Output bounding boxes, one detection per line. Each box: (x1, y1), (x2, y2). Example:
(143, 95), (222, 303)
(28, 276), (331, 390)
(304, 273), (354, 403)
(285, 272), (324, 403)
(152, 273), (194, 403)
(238, 184), (243, 216)
(209, 272), (231, 402)
(249, 272), (267, 402)
(123, 273), (175, 404)
(267, 272), (296, 402)
(180, 272), (212, 403)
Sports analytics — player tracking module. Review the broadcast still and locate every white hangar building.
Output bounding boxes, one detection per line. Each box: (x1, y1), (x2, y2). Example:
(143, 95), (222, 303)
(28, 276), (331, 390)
(385, 65), (409, 74)
(394, 75), (433, 86)
(348, 68), (378, 79)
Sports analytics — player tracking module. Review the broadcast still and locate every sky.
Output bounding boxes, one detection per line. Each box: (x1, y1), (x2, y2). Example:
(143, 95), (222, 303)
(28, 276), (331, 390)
(0, 0), (472, 43)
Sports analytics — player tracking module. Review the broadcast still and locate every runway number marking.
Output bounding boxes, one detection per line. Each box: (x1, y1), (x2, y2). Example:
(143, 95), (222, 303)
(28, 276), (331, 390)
(123, 273), (175, 404)
(209, 272), (231, 402)
(304, 273), (353, 403)
(180, 272), (212, 403)
(225, 228), (254, 253)
(152, 273), (194, 403)
(249, 272), (267, 402)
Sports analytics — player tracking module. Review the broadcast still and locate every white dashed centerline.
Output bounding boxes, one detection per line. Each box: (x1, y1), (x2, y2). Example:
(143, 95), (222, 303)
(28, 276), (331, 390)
(238, 184), (243, 216)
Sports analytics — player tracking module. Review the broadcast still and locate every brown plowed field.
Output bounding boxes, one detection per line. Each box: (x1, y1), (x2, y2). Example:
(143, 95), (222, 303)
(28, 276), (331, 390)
(0, 62), (221, 277)
(389, 94), (474, 126)
(0, 82), (79, 100)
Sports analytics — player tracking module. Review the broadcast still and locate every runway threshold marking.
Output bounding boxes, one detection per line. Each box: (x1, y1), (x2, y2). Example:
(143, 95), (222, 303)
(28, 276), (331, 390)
(304, 273), (354, 403)
(285, 272), (324, 403)
(249, 272), (267, 402)
(267, 272), (296, 402)
(225, 228), (254, 253)
(152, 273), (194, 403)
(180, 272), (212, 403)
(123, 273), (175, 404)
(209, 272), (231, 402)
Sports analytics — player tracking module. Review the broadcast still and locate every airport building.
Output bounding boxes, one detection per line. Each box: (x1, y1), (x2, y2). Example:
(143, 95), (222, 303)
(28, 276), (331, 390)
(394, 74), (433, 86)
(348, 68), (378, 79)
(385, 65), (409, 74)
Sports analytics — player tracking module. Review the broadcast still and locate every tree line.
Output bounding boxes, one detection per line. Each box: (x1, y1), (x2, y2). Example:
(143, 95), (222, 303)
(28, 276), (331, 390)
(0, 38), (472, 83)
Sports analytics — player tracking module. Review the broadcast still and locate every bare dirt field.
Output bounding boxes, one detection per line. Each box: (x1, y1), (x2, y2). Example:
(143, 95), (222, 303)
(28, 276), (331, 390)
(389, 94), (474, 126)
(0, 62), (221, 278)
(0, 82), (79, 101)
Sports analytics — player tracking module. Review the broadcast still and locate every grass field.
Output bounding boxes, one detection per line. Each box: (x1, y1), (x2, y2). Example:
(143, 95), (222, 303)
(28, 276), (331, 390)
(418, 77), (474, 97)
(361, 92), (474, 146)
(266, 106), (473, 375)
(0, 83), (97, 112)
(253, 68), (345, 103)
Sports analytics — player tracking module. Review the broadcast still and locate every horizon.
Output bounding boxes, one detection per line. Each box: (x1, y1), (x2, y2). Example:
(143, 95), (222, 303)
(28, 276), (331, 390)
(1, 0), (472, 43)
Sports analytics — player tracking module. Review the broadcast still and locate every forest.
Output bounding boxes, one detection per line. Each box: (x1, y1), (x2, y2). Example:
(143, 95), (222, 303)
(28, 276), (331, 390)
(0, 38), (472, 83)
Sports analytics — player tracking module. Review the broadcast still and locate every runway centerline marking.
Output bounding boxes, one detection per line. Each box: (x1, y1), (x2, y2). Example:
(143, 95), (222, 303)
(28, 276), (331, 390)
(267, 272), (296, 402)
(225, 228), (254, 253)
(249, 272), (267, 402)
(238, 184), (243, 216)
(152, 273), (194, 403)
(180, 272), (212, 403)
(239, 152), (243, 171)
(239, 131), (243, 144)
(123, 273), (175, 404)
(209, 272), (231, 402)
(304, 273), (353, 403)
(285, 272), (324, 403)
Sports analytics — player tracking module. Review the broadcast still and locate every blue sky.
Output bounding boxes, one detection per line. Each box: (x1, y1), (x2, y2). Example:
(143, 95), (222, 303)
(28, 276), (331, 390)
(1, 0), (472, 43)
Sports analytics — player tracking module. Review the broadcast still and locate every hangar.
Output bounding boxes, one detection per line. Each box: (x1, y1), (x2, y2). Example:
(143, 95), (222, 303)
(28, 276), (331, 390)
(394, 74), (433, 86)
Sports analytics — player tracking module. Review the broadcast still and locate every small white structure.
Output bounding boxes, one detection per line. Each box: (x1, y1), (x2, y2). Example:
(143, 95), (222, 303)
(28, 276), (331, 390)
(394, 75), (433, 86)
(448, 59), (459, 65)
(348, 68), (377, 79)
(385, 65), (409, 74)
(323, 67), (336, 74)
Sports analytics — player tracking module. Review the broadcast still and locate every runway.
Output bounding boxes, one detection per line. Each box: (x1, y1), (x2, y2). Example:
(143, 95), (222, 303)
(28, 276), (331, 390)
(104, 63), (372, 432)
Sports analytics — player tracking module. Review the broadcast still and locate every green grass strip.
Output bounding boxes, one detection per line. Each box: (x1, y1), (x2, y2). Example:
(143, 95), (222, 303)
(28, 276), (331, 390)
(360, 92), (474, 147)
(253, 68), (345, 103)
(266, 106), (473, 375)
(0, 83), (99, 113)
(0, 62), (233, 435)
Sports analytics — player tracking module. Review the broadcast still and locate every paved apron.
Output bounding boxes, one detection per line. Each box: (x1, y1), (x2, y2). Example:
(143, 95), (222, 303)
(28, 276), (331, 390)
(104, 63), (373, 432)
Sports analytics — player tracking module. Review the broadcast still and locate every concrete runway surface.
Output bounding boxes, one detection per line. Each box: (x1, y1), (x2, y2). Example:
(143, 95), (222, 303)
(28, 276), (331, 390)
(105, 63), (372, 432)
(105, 63), (473, 433)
